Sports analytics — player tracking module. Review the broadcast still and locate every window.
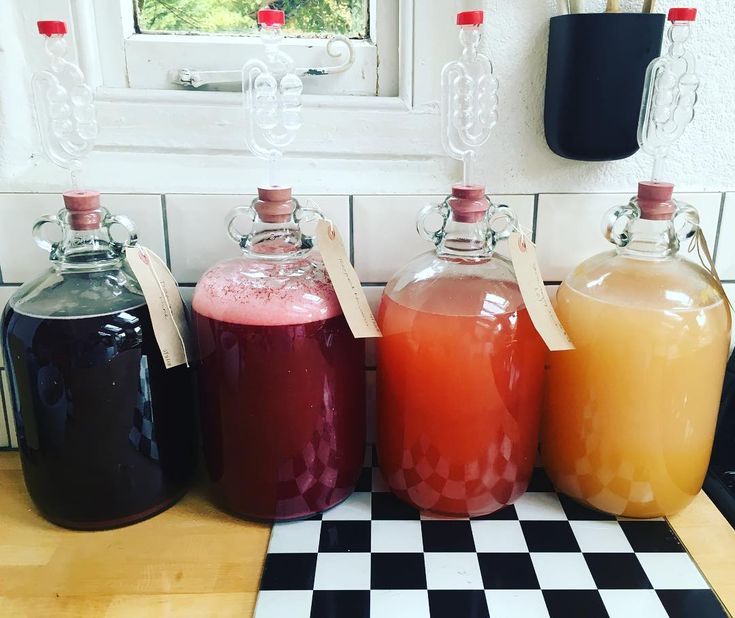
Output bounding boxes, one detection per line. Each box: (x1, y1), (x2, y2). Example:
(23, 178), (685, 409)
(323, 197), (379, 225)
(136, 0), (370, 39)
(91, 0), (397, 96)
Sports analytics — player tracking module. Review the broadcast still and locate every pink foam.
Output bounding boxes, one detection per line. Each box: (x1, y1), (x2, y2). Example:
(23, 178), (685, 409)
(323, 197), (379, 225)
(192, 258), (342, 326)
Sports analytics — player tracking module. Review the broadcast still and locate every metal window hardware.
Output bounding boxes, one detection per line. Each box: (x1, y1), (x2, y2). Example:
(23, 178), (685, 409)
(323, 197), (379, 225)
(172, 35), (355, 89)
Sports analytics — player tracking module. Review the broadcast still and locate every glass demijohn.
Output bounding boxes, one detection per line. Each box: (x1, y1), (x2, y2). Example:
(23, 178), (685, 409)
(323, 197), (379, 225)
(1, 22), (198, 530)
(376, 11), (545, 517)
(192, 9), (365, 521)
(544, 10), (730, 518)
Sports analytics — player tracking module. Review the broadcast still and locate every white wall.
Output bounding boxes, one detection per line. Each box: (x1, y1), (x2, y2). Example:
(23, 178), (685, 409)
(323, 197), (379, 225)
(0, 0), (733, 194)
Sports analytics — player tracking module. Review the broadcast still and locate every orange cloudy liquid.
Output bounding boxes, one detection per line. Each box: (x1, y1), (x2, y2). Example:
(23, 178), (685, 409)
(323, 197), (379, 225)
(543, 276), (731, 518)
(377, 277), (545, 516)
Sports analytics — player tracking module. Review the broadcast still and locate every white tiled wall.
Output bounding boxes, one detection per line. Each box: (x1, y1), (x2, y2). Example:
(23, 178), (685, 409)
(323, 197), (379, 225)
(0, 190), (732, 448)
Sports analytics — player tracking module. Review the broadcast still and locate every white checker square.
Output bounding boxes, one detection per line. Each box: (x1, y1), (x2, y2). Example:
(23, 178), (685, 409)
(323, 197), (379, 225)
(254, 590), (313, 618)
(569, 521), (634, 553)
(599, 590), (669, 618)
(371, 520), (424, 553)
(267, 520), (322, 554)
(370, 590), (431, 618)
(485, 590), (550, 618)
(513, 492), (567, 521)
(313, 553), (371, 591)
(424, 552), (483, 590)
(322, 492), (372, 521)
(471, 521), (529, 553)
(530, 553), (596, 590)
(636, 553), (709, 590)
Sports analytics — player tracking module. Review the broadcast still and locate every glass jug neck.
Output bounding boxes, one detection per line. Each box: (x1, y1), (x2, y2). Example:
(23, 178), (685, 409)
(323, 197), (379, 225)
(619, 217), (679, 259)
(438, 216), (493, 259)
(245, 216), (306, 258)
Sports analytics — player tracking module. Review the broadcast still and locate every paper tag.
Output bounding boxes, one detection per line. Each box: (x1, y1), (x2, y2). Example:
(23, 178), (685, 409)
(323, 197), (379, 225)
(125, 245), (194, 368)
(690, 229), (734, 316)
(508, 232), (575, 351)
(316, 220), (382, 339)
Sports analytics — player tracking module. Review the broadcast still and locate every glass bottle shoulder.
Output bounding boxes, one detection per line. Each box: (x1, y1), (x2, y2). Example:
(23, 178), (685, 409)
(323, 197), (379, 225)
(384, 250), (525, 318)
(7, 262), (145, 319)
(562, 249), (728, 313)
(192, 250), (342, 326)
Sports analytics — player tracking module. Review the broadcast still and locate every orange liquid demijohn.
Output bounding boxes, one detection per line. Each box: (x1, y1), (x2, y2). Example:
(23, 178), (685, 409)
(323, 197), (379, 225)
(542, 266), (731, 518)
(377, 277), (545, 516)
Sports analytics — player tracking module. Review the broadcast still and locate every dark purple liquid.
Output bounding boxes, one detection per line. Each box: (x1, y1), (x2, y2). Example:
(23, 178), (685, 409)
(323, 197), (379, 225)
(2, 305), (198, 529)
(194, 311), (365, 520)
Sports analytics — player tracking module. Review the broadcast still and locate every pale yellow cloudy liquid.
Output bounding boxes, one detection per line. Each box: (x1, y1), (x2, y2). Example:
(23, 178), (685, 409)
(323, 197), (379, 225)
(542, 256), (731, 518)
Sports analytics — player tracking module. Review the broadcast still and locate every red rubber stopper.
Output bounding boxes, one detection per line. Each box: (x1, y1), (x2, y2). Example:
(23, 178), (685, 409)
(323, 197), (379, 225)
(37, 21), (67, 36)
(63, 190), (101, 230)
(258, 8), (285, 26)
(637, 181), (675, 220)
(668, 8), (697, 22)
(449, 184), (488, 223)
(457, 10), (484, 26)
(255, 186), (294, 223)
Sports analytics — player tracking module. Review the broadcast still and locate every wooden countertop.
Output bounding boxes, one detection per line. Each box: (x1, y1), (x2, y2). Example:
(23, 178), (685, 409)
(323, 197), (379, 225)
(1, 451), (734, 617)
(0, 453), (270, 617)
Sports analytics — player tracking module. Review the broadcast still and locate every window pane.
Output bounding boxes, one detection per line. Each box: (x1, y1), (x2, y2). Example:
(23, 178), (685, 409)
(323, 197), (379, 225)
(135, 0), (369, 38)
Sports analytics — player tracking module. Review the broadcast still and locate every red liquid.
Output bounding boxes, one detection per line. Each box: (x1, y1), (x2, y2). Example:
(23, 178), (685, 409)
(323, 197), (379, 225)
(193, 311), (365, 520)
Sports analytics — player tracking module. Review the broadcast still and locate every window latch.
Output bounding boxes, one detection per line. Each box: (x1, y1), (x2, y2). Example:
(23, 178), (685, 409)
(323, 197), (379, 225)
(172, 35), (355, 89)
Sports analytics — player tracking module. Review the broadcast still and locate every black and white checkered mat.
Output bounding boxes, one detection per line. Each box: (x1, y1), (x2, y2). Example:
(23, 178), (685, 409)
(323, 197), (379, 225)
(254, 447), (727, 618)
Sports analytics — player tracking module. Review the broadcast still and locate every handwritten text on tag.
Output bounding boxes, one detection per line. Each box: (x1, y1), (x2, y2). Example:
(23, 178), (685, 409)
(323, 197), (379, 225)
(316, 220), (382, 339)
(508, 232), (574, 352)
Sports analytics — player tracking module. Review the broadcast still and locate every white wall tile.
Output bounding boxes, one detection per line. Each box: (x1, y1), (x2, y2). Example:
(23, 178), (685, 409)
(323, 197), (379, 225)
(717, 194), (734, 280)
(1, 370), (15, 448)
(364, 285), (384, 368)
(0, 194), (166, 283)
(536, 193), (723, 282)
(166, 195), (350, 284)
(353, 195), (535, 283)
(0, 287), (19, 369)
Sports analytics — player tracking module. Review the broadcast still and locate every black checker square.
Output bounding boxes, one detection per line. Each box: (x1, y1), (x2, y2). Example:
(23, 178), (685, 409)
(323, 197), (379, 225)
(521, 520), (581, 552)
(310, 590), (370, 618)
(657, 590), (729, 618)
(526, 466), (556, 492)
(543, 590), (609, 618)
(471, 504), (518, 521)
(318, 520), (371, 553)
(619, 520), (685, 552)
(254, 447), (720, 618)
(478, 552), (539, 590)
(259, 553), (317, 590)
(371, 491), (421, 520)
(370, 553), (427, 590)
(421, 520), (476, 552)
(584, 553), (652, 589)
(428, 590), (490, 618)
(557, 494), (616, 521)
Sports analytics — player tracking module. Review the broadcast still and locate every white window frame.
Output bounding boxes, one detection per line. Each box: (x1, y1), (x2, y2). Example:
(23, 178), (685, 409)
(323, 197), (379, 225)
(94, 0), (397, 96)
(8, 0), (463, 194)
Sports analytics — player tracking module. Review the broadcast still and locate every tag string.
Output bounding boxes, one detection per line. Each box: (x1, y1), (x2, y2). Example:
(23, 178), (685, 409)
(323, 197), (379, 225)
(688, 229), (734, 315)
(140, 247), (191, 367)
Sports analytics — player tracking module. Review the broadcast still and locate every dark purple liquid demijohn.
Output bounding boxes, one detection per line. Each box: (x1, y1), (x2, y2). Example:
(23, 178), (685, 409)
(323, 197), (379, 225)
(194, 311), (365, 520)
(2, 305), (198, 529)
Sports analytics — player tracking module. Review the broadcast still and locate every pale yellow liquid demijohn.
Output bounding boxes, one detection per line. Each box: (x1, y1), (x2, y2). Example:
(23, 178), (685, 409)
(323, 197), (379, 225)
(542, 260), (731, 518)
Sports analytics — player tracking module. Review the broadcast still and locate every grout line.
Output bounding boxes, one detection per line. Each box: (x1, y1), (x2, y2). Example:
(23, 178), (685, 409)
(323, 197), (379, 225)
(160, 194), (172, 269)
(713, 192), (726, 264)
(0, 370), (11, 450)
(532, 194), (540, 243)
(349, 195), (355, 266)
